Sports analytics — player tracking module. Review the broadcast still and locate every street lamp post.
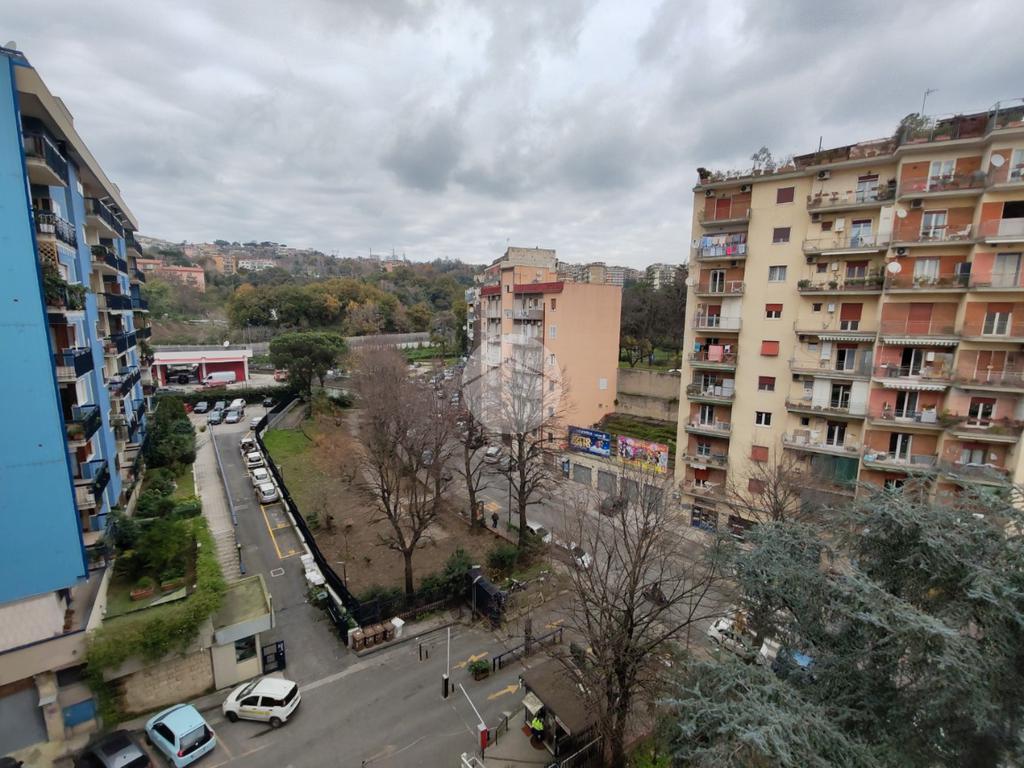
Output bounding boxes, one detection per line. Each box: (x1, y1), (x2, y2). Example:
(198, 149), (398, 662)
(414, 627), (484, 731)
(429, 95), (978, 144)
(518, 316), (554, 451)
(506, 466), (512, 529)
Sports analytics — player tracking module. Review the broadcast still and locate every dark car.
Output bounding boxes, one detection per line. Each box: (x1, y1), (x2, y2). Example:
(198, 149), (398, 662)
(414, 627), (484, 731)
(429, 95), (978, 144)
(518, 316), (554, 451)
(192, 401), (210, 414)
(262, 397), (274, 408)
(599, 495), (628, 516)
(75, 729), (151, 768)
(207, 409), (225, 426)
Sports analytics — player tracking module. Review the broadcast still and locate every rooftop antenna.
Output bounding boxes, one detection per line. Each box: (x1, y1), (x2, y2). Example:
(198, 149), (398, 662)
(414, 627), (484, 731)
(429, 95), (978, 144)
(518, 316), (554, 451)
(921, 88), (938, 115)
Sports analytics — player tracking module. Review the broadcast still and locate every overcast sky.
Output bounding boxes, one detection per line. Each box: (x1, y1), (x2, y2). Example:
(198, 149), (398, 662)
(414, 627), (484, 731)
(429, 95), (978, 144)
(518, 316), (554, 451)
(3, 1), (1020, 267)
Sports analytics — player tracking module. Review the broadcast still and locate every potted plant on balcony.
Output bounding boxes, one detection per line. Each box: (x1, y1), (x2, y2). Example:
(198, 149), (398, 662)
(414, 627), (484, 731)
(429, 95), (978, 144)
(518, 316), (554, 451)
(798, 279), (812, 289)
(828, 279), (839, 289)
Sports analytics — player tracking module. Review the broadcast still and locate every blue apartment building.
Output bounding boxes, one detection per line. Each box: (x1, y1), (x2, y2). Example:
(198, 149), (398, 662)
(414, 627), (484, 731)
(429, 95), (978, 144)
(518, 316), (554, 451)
(0, 46), (151, 752)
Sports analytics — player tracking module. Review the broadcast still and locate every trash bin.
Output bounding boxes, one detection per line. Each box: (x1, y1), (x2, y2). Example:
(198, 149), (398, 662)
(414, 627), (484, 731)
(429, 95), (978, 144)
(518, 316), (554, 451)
(391, 616), (406, 638)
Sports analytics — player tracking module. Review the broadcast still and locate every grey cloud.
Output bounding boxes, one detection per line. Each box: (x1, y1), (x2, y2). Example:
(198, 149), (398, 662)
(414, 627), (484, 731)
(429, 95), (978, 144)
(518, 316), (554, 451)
(381, 115), (465, 191)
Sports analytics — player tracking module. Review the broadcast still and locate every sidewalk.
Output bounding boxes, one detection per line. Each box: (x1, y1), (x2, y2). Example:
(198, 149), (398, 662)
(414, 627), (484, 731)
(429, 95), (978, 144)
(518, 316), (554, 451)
(193, 423), (241, 583)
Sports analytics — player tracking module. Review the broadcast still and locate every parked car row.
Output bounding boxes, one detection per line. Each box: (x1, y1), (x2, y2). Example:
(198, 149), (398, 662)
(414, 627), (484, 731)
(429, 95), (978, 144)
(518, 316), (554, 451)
(239, 436), (280, 504)
(705, 609), (815, 679)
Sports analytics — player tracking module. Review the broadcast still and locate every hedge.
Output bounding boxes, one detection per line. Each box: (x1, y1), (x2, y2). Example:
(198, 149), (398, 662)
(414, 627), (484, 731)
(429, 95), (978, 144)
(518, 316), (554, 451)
(164, 384), (298, 407)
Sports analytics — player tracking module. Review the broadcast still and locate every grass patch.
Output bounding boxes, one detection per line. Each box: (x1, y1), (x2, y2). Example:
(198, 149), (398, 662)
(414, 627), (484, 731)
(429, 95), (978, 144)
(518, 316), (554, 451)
(600, 413), (677, 454)
(618, 346), (681, 371)
(263, 424), (319, 518)
(263, 427), (314, 460)
(171, 464), (195, 500)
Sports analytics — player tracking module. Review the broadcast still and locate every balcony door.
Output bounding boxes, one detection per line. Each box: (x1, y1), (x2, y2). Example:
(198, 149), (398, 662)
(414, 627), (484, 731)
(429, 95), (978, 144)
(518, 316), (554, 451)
(894, 391), (919, 418)
(959, 445), (986, 465)
(850, 219), (872, 246)
(983, 309), (1011, 336)
(993, 253), (1021, 288)
(913, 258), (940, 284)
(921, 210), (947, 240)
(698, 404), (715, 426)
(825, 421), (846, 447)
(830, 383), (851, 410)
(900, 347), (925, 375)
(889, 432), (912, 461)
(856, 175), (878, 202)
(709, 269), (726, 293)
(967, 397), (995, 426)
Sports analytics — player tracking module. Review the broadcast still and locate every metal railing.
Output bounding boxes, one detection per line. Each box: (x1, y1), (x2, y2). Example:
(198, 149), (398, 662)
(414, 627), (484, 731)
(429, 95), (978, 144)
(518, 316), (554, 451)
(132, 296), (149, 311)
(782, 433), (861, 455)
(802, 233), (889, 253)
(862, 450), (938, 470)
(798, 276), (883, 292)
(688, 351), (737, 366)
(953, 365), (1024, 388)
(785, 397), (866, 417)
(55, 347), (94, 381)
(512, 308), (544, 321)
(694, 241), (747, 260)
(85, 197), (124, 236)
(978, 218), (1024, 240)
(23, 131), (68, 182)
(961, 317), (1024, 338)
(686, 383), (735, 400)
(109, 366), (141, 396)
(898, 174), (986, 196)
(788, 357), (873, 377)
(892, 224), (974, 244)
(807, 187), (893, 209)
(125, 232), (143, 255)
(91, 245), (128, 274)
(102, 292), (132, 311)
(879, 320), (957, 337)
(868, 407), (944, 425)
(692, 315), (741, 331)
(969, 273), (1024, 289)
(78, 458), (111, 499)
(682, 451), (729, 467)
(66, 404), (101, 442)
(685, 421), (732, 434)
(885, 272), (969, 289)
(34, 211), (77, 248)
(938, 460), (1011, 479)
(107, 331), (137, 355)
(872, 361), (953, 381)
(136, 324), (152, 339)
(694, 280), (745, 295)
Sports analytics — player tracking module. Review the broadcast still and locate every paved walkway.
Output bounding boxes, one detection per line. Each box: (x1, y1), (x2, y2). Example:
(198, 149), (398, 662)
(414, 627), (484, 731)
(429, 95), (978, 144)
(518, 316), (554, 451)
(193, 422), (242, 583)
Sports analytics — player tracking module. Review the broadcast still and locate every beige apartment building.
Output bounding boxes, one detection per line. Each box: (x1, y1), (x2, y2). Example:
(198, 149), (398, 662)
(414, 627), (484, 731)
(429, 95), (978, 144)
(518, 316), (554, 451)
(477, 247), (621, 430)
(676, 101), (1024, 534)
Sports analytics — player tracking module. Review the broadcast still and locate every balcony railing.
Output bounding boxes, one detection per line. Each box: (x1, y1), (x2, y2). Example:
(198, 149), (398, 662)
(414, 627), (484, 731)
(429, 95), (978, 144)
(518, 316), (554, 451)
(109, 366), (141, 396)
(961, 317), (1024, 339)
(695, 281), (745, 296)
(862, 449), (938, 471)
(938, 459), (1011, 480)
(789, 357), (873, 378)
(868, 406), (947, 426)
(91, 245), (128, 274)
(132, 296), (149, 312)
(688, 351), (737, 368)
(133, 397), (147, 423)
(884, 273), (969, 290)
(892, 224), (974, 244)
(797, 276), (883, 293)
(873, 361), (953, 381)
(23, 131), (68, 184)
(897, 174), (986, 197)
(686, 481), (727, 498)
(969, 273), (1024, 289)
(879, 319), (957, 337)
(107, 331), (137, 355)
(953, 366), (1024, 389)
(806, 187), (893, 210)
(66, 404), (101, 443)
(978, 218), (1024, 241)
(802, 233), (889, 253)
(102, 292), (133, 311)
(513, 308), (544, 321)
(136, 325), (152, 340)
(782, 433), (861, 456)
(949, 416), (1024, 436)
(698, 204), (750, 225)
(54, 347), (94, 382)
(686, 383), (735, 401)
(785, 397), (867, 417)
(34, 211), (77, 248)
(692, 315), (741, 331)
(78, 458), (111, 497)
(694, 241), (747, 261)
(132, 267), (146, 283)
(685, 420), (732, 436)
(125, 232), (144, 256)
(85, 197), (124, 237)
(682, 451), (729, 468)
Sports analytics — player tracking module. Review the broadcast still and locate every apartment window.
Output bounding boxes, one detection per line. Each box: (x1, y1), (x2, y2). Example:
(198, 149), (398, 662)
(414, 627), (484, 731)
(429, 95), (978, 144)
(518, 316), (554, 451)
(826, 421), (847, 446)
(768, 265), (787, 282)
(856, 174), (879, 201)
(772, 227), (791, 243)
(696, 440), (712, 457)
(968, 397), (996, 424)
(835, 346), (857, 371)
(839, 303), (863, 331)
(1012, 149), (1024, 181)
(548, 324), (557, 338)
(816, 262), (828, 273)
(776, 186), (795, 204)
(757, 376), (775, 391)
(760, 340), (780, 356)
(765, 304), (783, 319)
(755, 411), (772, 426)
(748, 478), (765, 494)
(821, 220), (833, 231)
(751, 445), (769, 462)
(598, 378), (608, 390)
(921, 210), (948, 239)
(812, 302), (823, 312)
(800, 417), (810, 426)
(698, 404), (715, 425)
(550, 298), (556, 310)
(505, 284), (512, 293)
(928, 159), (955, 188)
(830, 383), (851, 410)
(846, 261), (868, 279)
(983, 309), (1011, 336)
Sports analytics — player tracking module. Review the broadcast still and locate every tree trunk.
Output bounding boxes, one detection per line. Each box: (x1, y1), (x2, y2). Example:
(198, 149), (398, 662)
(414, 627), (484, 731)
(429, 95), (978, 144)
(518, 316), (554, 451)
(403, 549), (415, 596)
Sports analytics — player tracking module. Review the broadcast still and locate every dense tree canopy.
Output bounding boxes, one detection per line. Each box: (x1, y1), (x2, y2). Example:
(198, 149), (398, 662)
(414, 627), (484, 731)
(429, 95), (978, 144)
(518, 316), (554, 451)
(620, 268), (687, 361)
(269, 331), (347, 396)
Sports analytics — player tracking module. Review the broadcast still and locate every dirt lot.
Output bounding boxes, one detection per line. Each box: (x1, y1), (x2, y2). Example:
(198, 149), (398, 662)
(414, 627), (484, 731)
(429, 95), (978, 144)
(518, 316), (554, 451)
(263, 407), (500, 596)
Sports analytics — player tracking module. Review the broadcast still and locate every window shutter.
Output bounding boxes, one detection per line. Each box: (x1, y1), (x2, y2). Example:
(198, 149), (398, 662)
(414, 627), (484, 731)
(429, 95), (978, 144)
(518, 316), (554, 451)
(766, 303), (783, 314)
(839, 303), (863, 321)
(748, 478), (765, 494)
(988, 302), (1013, 313)
(776, 187), (795, 204)
(751, 445), (769, 462)
(761, 340), (780, 356)
(758, 376), (775, 390)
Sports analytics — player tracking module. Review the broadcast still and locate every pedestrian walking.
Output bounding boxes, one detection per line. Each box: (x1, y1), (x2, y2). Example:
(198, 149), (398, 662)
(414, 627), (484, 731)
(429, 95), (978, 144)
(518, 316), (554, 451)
(491, 511), (499, 529)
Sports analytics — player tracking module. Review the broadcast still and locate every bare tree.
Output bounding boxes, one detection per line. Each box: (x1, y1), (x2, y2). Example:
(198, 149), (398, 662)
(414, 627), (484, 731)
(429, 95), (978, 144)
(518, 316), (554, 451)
(725, 448), (828, 525)
(423, 377), (459, 515)
(556, 469), (733, 766)
(356, 348), (442, 595)
(453, 378), (490, 526)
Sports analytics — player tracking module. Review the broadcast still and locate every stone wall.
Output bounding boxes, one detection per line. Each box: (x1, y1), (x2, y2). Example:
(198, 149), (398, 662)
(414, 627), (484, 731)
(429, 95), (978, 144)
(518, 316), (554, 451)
(616, 368), (680, 422)
(116, 649), (213, 715)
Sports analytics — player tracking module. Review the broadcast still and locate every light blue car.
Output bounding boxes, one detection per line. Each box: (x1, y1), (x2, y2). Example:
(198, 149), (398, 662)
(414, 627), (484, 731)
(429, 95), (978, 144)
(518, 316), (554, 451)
(144, 704), (217, 766)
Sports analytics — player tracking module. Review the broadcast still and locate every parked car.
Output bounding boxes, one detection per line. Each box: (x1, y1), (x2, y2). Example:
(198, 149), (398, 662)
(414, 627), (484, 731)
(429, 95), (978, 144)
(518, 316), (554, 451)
(224, 409), (242, 424)
(772, 648), (816, 681)
(569, 544), (592, 569)
(203, 371), (237, 387)
(706, 616), (757, 661)
(483, 445), (501, 463)
(524, 520), (551, 544)
(256, 482), (280, 504)
(249, 416), (262, 430)
(250, 467), (271, 487)
(262, 397), (274, 408)
(222, 676), (301, 728)
(229, 398), (246, 413)
(144, 704), (216, 767)
(207, 409), (224, 426)
(74, 730), (151, 768)
(192, 401), (210, 414)
(239, 436), (257, 454)
(245, 451), (264, 469)
(213, 401), (227, 412)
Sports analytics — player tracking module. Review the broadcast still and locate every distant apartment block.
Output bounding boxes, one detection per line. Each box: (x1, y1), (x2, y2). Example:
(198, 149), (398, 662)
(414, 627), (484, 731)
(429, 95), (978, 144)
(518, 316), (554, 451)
(676, 99), (1024, 534)
(646, 262), (681, 289)
(0, 46), (150, 749)
(474, 247), (621, 428)
(156, 264), (206, 292)
(237, 257), (275, 272)
(555, 260), (639, 287)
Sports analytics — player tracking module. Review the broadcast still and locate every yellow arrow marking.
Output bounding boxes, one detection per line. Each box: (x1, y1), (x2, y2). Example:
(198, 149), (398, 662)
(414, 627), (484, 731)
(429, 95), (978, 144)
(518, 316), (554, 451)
(484, 501), (501, 511)
(545, 619), (564, 629)
(454, 652), (489, 670)
(487, 684), (520, 701)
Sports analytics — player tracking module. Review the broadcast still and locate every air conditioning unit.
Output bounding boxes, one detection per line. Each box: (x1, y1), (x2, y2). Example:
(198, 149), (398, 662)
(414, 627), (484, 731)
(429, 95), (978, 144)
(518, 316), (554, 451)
(895, 246), (909, 256)
(810, 213), (821, 223)
(806, 255), (816, 264)
(705, 189), (715, 198)
(834, 217), (845, 231)
(817, 170), (831, 180)
(830, 262), (840, 271)
(911, 199), (923, 209)
(740, 184), (752, 193)
(826, 303), (837, 313)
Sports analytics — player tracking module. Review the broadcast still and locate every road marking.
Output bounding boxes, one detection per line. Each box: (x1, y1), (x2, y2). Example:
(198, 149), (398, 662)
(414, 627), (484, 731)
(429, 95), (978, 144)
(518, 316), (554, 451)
(545, 619), (564, 629)
(487, 683), (520, 701)
(205, 742), (270, 768)
(484, 501), (500, 512)
(269, 567), (285, 577)
(453, 652), (488, 670)
(259, 504), (285, 559)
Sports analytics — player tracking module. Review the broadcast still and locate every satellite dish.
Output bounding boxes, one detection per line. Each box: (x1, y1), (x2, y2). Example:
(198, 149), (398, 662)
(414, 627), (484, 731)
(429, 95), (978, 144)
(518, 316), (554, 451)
(886, 261), (903, 274)
(223, 340), (230, 347)
(896, 208), (908, 219)
(991, 154), (1006, 168)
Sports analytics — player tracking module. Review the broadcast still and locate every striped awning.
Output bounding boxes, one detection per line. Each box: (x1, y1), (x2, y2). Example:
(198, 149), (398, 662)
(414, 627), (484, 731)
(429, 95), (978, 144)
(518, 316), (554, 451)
(881, 336), (959, 346)
(816, 333), (876, 342)
(879, 381), (949, 391)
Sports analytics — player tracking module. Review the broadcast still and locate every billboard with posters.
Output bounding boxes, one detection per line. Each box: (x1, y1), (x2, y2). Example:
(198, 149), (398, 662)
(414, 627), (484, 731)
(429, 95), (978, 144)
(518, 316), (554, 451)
(616, 435), (670, 474)
(568, 426), (612, 457)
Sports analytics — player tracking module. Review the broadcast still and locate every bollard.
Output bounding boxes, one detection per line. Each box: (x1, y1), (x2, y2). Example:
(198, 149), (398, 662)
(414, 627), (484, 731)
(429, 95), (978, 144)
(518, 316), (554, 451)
(442, 673), (450, 699)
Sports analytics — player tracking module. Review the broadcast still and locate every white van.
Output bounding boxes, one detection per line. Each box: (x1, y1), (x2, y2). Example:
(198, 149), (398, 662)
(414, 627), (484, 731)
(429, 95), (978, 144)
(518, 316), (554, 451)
(203, 371), (237, 387)
(524, 520), (551, 544)
(229, 398), (246, 414)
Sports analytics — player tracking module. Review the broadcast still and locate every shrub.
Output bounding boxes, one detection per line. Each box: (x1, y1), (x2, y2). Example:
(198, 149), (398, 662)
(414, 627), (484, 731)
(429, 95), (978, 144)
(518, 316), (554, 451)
(420, 548), (473, 600)
(135, 576), (156, 591)
(358, 584), (404, 605)
(137, 489), (175, 518)
(109, 512), (139, 551)
(172, 496), (203, 519)
(144, 468), (177, 496)
(487, 542), (519, 575)
(164, 384), (298, 407)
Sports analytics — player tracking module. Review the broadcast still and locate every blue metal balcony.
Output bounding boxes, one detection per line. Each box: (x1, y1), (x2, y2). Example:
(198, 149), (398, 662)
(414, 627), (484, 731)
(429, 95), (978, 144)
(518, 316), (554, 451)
(54, 347), (94, 382)
(34, 211), (77, 248)
(66, 404), (101, 444)
(91, 245), (128, 274)
(23, 131), (69, 186)
(85, 197), (124, 237)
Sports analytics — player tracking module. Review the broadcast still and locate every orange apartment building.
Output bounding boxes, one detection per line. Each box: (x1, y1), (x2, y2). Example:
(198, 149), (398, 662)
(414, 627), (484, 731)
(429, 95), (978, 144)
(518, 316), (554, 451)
(475, 247), (621, 432)
(676, 100), (1024, 534)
